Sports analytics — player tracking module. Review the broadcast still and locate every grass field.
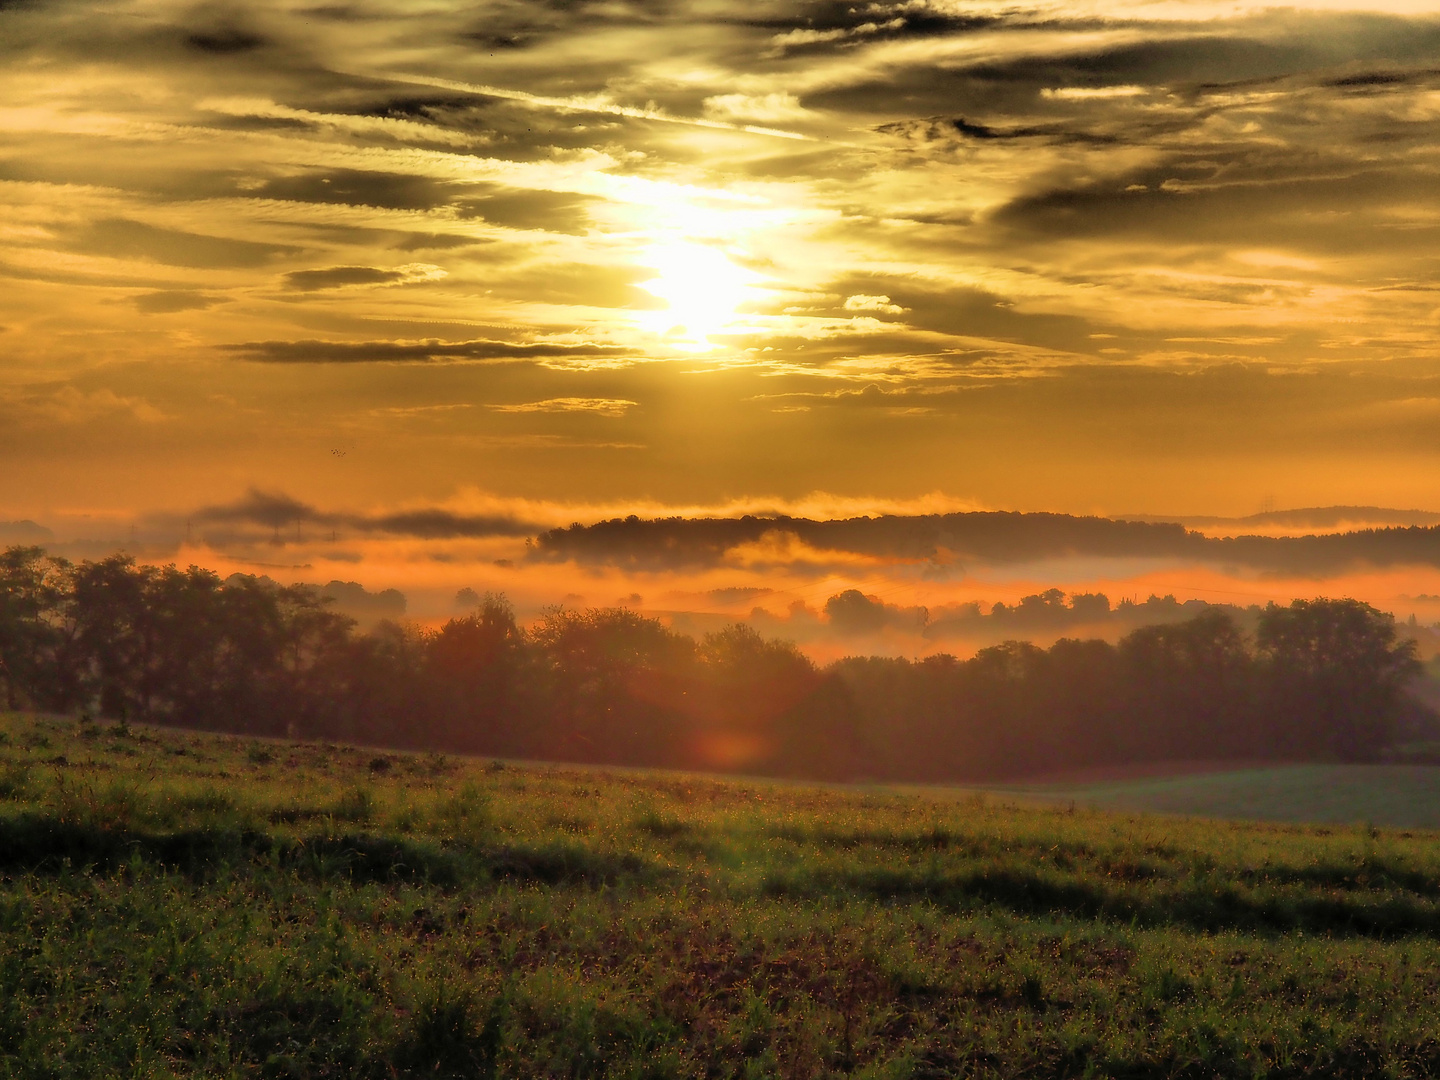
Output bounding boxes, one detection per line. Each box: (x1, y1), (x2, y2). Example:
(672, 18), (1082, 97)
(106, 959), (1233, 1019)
(5, 714), (1440, 1077)
(991, 765), (1440, 830)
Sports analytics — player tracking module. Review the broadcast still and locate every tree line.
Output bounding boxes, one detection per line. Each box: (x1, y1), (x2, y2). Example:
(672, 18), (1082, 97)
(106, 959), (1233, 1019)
(0, 547), (1430, 780)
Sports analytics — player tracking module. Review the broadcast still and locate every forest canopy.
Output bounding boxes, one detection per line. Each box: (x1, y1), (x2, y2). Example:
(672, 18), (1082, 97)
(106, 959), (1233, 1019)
(0, 547), (1430, 781)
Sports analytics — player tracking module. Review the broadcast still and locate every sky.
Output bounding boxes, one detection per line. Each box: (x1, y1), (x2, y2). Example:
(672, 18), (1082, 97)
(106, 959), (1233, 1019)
(4, 0), (1440, 640)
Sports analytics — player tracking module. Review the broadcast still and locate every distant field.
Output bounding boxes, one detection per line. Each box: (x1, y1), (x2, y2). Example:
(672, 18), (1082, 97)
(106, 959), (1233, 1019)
(6, 712), (1440, 1078)
(993, 765), (1440, 829)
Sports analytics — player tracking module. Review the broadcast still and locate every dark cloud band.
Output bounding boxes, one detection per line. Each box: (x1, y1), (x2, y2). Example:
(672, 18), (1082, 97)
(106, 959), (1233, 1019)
(220, 339), (634, 363)
(185, 489), (536, 538)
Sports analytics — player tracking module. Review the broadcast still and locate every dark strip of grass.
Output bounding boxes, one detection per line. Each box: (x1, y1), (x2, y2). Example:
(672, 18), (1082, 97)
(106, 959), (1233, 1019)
(9, 809), (1438, 939)
(771, 826), (1440, 898)
(1249, 860), (1440, 896)
(964, 1035), (1440, 1080)
(768, 826), (1194, 887)
(769, 824), (1183, 861)
(0, 813), (666, 889)
(763, 864), (1440, 939)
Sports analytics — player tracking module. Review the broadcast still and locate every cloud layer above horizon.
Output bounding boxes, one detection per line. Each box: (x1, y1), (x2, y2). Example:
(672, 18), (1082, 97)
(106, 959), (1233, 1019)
(3, 0), (1440, 522)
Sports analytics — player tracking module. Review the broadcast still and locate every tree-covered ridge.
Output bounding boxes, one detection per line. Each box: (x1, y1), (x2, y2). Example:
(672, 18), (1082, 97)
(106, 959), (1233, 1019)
(530, 511), (1440, 575)
(0, 547), (1428, 781)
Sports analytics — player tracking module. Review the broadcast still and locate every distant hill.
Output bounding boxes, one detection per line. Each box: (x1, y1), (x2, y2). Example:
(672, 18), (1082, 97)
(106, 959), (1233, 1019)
(1133, 506), (1440, 533)
(223, 572), (406, 623)
(0, 520), (54, 545)
(528, 510), (1440, 574)
(316, 579), (406, 621)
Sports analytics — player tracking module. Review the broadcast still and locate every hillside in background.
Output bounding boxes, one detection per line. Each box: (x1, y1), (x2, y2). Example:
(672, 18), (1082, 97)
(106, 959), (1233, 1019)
(1159, 506), (1440, 533)
(529, 510), (1440, 575)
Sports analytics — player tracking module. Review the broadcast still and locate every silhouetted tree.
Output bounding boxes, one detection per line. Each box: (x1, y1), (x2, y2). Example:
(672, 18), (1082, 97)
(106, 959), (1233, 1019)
(825, 590), (890, 635)
(1119, 610), (1254, 759)
(529, 607), (694, 765)
(693, 625), (825, 773)
(0, 547), (68, 710)
(313, 619), (429, 745)
(1257, 599), (1421, 761)
(428, 595), (528, 753)
(67, 555), (154, 720)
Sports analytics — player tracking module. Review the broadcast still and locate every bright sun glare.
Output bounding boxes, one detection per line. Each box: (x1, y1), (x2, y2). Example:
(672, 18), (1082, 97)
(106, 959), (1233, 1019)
(636, 241), (761, 351)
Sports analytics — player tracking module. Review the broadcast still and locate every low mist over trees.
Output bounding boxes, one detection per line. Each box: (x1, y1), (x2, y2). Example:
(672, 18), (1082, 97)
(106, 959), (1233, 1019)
(0, 547), (1431, 780)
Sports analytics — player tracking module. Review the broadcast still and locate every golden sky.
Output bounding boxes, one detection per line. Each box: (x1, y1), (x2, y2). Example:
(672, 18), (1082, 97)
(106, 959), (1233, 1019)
(4, 0), (1440, 630)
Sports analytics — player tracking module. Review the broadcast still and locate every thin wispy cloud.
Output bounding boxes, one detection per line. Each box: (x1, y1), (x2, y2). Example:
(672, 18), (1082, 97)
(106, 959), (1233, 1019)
(491, 398), (638, 417)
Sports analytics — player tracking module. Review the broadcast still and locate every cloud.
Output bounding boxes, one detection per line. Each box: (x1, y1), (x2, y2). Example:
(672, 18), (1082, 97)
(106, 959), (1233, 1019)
(1042, 85), (1147, 100)
(764, 16), (911, 56)
(131, 290), (226, 313)
(186, 27), (268, 55)
(1, 385), (167, 426)
(382, 71), (813, 141)
(749, 383), (958, 410)
(843, 294), (907, 314)
(188, 489), (537, 539)
(454, 185), (598, 233)
(68, 219), (295, 269)
(491, 397), (637, 417)
(8, 0), (1440, 530)
(249, 169), (460, 211)
(704, 92), (808, 123)
(220, 338), (635, 363)
(281, 263), (446, 291)
(200, 97), (479, 147)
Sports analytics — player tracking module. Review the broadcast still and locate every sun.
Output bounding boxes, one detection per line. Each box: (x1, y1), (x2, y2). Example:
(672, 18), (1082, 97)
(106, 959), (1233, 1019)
(636, 240), (761, 351)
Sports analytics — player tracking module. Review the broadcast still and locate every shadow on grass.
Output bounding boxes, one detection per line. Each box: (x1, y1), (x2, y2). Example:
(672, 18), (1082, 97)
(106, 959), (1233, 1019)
(762, 863), (1440, 939)
(769, 825), (1440, 897)
(0, 813), (666, 889)
(390, 988), (504, 1080)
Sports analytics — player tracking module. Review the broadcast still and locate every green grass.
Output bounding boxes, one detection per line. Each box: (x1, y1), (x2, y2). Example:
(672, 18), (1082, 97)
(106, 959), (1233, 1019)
(5, 714), (1440, 1077)
(1007, 766), (1440, 829)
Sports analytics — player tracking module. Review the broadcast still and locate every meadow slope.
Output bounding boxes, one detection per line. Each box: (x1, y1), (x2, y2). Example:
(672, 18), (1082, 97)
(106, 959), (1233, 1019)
(3, 713), (1440, 1078)
(1004, 765), (1440, 830)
